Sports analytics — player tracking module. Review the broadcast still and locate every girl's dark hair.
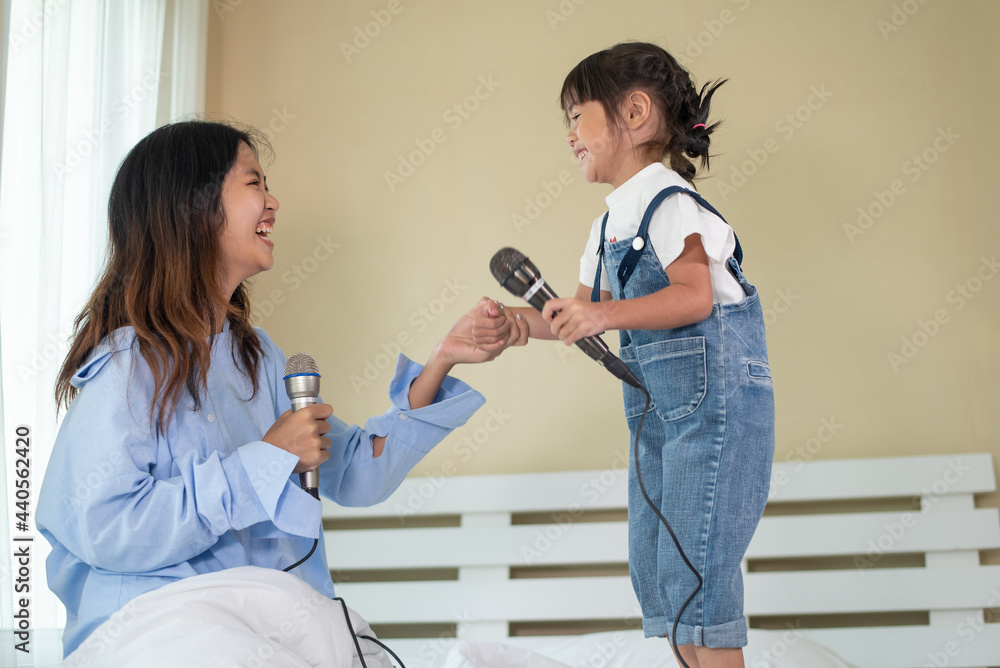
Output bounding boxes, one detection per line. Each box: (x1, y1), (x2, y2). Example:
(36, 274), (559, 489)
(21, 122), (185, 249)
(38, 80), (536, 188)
(55, 120), (269, 429)
(560, 42), (725, 182)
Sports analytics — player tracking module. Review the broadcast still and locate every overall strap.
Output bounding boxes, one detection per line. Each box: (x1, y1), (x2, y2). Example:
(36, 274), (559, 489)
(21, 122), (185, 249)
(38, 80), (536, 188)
(617, 186), (744, 291)
(591, 212), (610, 303)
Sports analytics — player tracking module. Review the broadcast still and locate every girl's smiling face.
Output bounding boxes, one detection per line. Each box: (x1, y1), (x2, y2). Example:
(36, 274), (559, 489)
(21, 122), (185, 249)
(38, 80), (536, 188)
(566, 100), (623, 187)
(217, 142), (280, 296)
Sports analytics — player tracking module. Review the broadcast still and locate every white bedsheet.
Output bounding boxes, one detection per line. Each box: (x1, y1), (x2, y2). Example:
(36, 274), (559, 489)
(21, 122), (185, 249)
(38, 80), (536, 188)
(61, 566), (855, 668)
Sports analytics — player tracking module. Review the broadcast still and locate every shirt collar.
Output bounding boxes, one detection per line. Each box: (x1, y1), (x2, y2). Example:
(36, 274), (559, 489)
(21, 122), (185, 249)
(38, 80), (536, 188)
(605, 162), (668, 211)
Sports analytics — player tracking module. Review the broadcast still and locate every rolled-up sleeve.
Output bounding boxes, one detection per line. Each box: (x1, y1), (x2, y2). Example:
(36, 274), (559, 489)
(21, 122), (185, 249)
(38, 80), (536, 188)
(234, 440), (321, 537)
(319, 354), (485, 506)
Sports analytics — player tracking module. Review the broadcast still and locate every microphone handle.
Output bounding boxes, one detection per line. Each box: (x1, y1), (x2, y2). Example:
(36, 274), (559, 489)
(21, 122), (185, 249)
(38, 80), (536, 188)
(290, 395), (320, 495)
(524, 282), (643, 389)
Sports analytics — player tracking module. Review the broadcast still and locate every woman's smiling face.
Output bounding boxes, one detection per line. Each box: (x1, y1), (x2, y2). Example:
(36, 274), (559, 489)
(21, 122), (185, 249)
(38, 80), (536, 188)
(217, 142), (280, 295)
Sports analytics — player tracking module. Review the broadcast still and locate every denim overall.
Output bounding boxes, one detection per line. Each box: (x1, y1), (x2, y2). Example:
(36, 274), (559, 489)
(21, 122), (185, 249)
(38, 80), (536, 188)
(593, 187), (774, 648)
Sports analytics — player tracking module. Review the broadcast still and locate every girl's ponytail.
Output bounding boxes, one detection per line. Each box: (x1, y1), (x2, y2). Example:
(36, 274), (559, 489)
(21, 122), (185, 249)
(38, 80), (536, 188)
(680, 79), (726, 178)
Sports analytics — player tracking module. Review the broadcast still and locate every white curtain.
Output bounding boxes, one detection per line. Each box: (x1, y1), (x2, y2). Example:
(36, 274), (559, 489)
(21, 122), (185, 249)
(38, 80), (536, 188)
(0, 1), (208, 663)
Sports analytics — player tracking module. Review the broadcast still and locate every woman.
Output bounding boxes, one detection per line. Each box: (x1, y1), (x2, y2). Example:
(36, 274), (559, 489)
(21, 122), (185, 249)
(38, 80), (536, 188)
(38, 120), (521, 657)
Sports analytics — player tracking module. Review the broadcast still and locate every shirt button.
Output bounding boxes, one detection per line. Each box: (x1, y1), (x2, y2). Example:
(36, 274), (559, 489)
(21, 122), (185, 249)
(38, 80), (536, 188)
(207, 414), (216, 423)
(632, 238), (645, 251)
(399, 415), (408, 420)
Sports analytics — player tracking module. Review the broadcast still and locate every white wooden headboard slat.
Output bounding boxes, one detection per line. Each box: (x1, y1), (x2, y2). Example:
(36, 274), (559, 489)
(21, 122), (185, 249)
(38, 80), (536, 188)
(325, 508), (1000, 572)
(323, 468), (630, 518)
(744, 565), (1000, 615)
(334, 566), (1000, 624)
(747, 507), (1000, 558)
(334, 576), (639, 623)
(767, 453), (996, 501)
(326, 523), (629, 570)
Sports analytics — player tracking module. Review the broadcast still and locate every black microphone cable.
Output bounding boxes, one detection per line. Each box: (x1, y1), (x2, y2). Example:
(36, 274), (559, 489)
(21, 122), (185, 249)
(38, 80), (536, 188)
(489, 246), (702, 664)
(283, 536), (408, 667)
(631, 384), (702, 668)
(282, 537), (319, 573)
(279, 479), (406, 666)
(283, 486), (321, 573)
(333, 596), (408, 668)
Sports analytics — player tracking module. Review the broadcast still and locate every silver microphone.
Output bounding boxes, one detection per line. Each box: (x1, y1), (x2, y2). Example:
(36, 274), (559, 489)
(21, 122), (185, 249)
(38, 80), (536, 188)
(283, 353), (321, 498)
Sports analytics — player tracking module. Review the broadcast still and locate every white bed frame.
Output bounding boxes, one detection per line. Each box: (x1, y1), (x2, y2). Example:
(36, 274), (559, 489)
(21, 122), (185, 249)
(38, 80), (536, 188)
(323, 453), (1000, 668)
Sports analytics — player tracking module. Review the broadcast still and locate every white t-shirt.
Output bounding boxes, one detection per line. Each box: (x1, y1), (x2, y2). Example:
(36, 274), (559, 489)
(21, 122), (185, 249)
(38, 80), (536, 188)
(578, 163), (744, 305)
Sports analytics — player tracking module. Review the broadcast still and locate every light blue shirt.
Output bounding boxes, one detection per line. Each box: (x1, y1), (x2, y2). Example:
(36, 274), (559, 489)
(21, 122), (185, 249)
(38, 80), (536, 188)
(37, 326), (485, 656)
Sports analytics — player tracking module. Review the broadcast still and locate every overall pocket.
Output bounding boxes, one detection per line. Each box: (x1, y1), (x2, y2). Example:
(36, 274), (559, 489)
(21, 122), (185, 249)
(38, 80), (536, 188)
(623, 337), (707, 421)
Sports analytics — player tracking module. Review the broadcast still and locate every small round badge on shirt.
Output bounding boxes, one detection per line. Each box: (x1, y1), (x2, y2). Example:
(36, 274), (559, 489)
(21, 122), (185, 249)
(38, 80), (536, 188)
(632, 238), (645, 251)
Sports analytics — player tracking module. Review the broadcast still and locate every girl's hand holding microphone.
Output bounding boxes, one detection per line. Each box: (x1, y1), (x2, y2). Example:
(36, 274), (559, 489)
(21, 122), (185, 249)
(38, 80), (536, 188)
(262, 404), (334, 474)
(541, 297), (609, 346)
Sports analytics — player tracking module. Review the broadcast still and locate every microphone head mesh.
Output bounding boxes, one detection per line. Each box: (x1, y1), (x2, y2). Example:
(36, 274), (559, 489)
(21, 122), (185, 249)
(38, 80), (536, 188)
(490, 247), (527, 284)
(284, 353), (319, 377)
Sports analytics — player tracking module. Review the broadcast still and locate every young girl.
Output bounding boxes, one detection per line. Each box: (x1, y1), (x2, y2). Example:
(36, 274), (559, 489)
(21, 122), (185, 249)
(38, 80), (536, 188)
(37, 120), (516, 658)
(477, 43), (774, 667)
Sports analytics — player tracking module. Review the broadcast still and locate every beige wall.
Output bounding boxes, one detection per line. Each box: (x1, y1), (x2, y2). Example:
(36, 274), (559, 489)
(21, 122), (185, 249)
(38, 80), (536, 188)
(206, 1), (999, 517)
